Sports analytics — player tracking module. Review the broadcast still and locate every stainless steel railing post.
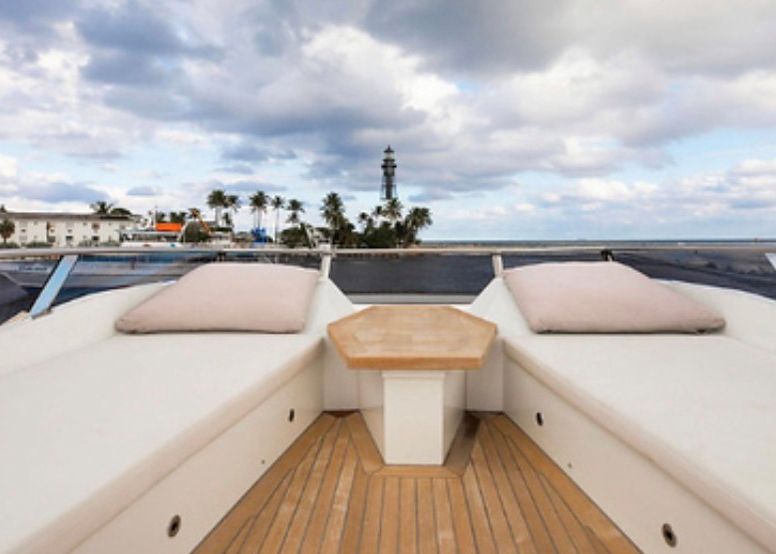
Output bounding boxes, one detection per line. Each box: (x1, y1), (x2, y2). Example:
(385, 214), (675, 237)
(319, 249), (333, 279)
(29, 254), (79, 319)
(491, 252), (504, 277)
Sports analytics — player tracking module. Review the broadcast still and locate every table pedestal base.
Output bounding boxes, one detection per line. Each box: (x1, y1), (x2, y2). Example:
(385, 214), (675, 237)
(358, 369), (466, 465)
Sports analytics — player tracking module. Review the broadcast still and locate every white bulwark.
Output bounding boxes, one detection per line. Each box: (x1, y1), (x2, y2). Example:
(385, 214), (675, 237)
(0, 209), (137, 247)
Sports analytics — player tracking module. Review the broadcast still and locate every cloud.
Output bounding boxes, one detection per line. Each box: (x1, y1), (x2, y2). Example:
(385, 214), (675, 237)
(219, 143), (297, 164)
(0, 154), (18, 182)
(408, 188), (454, 202)
(126, 185), (162, 196)
(215, 164), (255, 175)
(187, 178), (286, 195)
(76, 1), (220, 59)
(224, 180), (286, 193)
(436, 159), (776, 238)
(82, 51), (179, 86)
(0, 0), (78, 37)
(523, 159), (776, 226)
(18, 181), (109, 203)
(221, 144), (271, 163)
(364, 0), (573, 76)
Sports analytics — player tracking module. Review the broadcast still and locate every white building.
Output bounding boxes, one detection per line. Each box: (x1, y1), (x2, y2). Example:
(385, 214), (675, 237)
(0, 209), (137, 247)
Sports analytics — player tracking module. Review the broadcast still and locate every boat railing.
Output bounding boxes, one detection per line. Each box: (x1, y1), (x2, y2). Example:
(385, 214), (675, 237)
(0, 243), (775, 320)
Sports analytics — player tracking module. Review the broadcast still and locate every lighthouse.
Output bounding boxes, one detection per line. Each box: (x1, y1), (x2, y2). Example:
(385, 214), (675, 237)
(380, 146), (397, 200)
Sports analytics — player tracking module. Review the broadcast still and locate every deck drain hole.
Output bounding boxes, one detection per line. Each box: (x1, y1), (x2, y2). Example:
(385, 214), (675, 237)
(535, 412), (544, 426)
(661, 523), (677, 547)
(288, 408), (295, 422)
(167, 515), (181, 538)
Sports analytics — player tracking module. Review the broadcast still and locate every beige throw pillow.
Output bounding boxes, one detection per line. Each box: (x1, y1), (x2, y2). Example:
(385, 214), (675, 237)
(503, 262), (725, 333)
(116, 263), (320, 333)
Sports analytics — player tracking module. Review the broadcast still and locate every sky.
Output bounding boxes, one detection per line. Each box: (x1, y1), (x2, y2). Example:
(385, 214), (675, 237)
(1, 0), (776, 240)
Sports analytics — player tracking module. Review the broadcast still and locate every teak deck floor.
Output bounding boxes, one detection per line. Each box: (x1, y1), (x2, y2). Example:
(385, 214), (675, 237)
(195, 412), (639, 554)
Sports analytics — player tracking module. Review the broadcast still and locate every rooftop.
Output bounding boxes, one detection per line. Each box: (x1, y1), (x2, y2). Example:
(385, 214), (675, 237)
(0, 209), (135, 221)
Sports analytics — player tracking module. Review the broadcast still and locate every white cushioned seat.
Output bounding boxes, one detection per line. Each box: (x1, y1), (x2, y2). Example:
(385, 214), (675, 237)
(0, 333), (322, 553)
(504, 334), (776, 550)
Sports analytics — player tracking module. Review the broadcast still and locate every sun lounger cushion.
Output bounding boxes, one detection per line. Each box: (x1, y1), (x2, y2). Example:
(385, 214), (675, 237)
(503, 261), (724, 333)
(504, 333), (776, 550)
(0, 332), (322, 552)
(116, 263), (320, 333)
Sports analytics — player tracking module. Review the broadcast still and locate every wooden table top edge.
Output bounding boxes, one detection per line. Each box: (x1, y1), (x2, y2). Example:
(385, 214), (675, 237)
(326, 304), (498, 371)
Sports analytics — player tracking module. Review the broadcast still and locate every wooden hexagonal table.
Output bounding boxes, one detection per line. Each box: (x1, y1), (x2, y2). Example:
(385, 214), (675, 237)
(328, 306), (497, 464)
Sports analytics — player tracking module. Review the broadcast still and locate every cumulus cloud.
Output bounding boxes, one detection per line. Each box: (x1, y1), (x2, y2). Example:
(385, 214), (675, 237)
(443, 158), (776, 238)
(215, 164), (255, 175)
(187, 178), (286, 195)
(17, 181), (109, 203)
(126, 185), (161, 196)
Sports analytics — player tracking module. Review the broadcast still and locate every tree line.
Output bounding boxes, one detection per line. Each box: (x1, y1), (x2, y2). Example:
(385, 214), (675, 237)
(0, 191), (433, 248)
(157, 189), (432, 248)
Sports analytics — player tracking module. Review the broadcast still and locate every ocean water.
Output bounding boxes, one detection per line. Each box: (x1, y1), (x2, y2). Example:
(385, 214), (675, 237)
(1, 242), (775, 323)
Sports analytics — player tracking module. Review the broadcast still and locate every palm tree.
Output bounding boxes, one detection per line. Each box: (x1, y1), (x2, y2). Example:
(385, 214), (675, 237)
(90, 200), (114, 215)
(402, 207), (433, 246)
(286, 199), (305, 225)
(321, 192), (345, 229)
(206, 189), (228, 227)
(271, 195), (285, 242)
(0, 218), (14, 244)
(320, 192), (349, 245)
(224, 194), (241, 229)
(383, 198), (403, 223)
(249, 191), (268, 229)
(188, 207), (202, 220)
(226, 194), (241, 212)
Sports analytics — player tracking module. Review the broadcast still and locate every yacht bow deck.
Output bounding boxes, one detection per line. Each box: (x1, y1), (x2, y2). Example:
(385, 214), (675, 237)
(195, 412), (638, 554)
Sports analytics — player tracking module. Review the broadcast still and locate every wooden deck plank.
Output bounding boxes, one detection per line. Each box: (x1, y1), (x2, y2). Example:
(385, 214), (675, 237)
(196, 412), (639, 554)
(374, 465), (458, 479)
(299, 425), (353, 553)
(239, 472), (294, 552)
(318, 445), (359, 554)
(416, 478), (438, 554)
(360, 476), (385, 554)
(539, 475), (595, 554)
(477, 421), (537, 554)
(339, 464), (369, 553)
(488, 418), (557, 553)
(432, 479), (456, 554)
(378, 477), (401, 554)
(462, 466), (498, 554)
(261, 419), (341, 552)
(585, 523), (615, 554)
(501, 428), (577, 553)
(399, 478), (418, 554)
(470, 441), (519, 553)
(345, 411), (383, 474)
(223, 518), (252, 554)
(541, 473), (599, 554)
(447, 477), (477, 554)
